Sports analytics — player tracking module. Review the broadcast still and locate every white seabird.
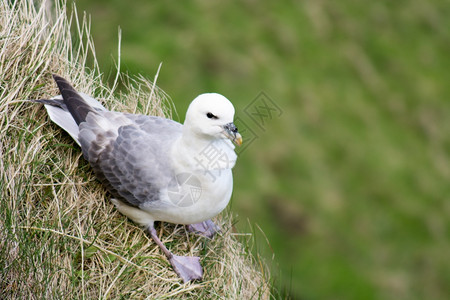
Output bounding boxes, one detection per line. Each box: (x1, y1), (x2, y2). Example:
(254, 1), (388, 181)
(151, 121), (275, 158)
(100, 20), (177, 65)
(33, 75), (242, 282)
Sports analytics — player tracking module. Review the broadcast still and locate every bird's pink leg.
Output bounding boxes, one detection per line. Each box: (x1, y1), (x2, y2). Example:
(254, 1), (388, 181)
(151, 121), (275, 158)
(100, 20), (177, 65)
(147, 225), (203, 283)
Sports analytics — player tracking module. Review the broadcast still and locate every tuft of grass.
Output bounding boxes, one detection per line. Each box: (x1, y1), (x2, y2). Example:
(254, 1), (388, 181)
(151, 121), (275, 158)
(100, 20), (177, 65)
(0, 1), (270, 298)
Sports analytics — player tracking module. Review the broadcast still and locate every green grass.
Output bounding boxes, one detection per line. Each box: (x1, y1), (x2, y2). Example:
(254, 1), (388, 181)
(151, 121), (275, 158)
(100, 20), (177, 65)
(73, 0), (450, 299)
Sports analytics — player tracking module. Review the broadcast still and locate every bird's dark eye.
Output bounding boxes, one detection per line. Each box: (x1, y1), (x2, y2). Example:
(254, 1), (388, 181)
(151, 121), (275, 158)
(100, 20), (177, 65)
(206, 112), (218, 119)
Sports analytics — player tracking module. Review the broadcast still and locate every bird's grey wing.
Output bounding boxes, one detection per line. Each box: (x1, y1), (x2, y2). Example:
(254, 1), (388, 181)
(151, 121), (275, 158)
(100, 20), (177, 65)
(80, 113), (182, 207)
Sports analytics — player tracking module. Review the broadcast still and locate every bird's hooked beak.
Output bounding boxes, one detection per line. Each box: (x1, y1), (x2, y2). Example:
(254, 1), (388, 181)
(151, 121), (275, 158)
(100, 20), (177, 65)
(223, 122), (243, 146)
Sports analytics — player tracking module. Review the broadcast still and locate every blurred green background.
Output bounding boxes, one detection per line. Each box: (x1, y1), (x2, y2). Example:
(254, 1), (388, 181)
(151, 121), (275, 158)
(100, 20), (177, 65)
(74, 0), (450, 299)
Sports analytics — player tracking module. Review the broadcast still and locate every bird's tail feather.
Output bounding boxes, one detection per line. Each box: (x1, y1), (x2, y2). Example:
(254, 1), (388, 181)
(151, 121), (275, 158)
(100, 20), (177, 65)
(43, 100), (81, 145)
(30, 76), (107, 146)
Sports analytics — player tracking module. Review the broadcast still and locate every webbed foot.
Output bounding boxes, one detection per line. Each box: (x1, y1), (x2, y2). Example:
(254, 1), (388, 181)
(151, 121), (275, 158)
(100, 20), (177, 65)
(186, 219), (221, 239)
(168, 254), (203, 283)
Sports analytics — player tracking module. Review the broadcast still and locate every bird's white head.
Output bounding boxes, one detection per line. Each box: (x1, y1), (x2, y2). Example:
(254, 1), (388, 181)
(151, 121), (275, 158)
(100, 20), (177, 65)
(184, 93), (242, 146)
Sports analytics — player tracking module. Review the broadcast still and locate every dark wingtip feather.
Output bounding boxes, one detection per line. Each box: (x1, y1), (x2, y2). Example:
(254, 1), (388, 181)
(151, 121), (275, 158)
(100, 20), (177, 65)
(52, 74), (75, 95)
(52, 75), (95, 125)
(52, 74), (62, 81)
(30, 98), (67, 110)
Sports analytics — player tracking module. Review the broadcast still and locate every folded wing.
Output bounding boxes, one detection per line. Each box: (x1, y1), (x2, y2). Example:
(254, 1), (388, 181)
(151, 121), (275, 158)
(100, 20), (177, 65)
(80, 112), (182, 207)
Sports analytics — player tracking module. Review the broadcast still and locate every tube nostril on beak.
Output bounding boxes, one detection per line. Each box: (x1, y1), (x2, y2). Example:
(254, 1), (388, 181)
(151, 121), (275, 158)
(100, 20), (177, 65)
(222, 122), (243, 146)
(224, 122), (238, 134)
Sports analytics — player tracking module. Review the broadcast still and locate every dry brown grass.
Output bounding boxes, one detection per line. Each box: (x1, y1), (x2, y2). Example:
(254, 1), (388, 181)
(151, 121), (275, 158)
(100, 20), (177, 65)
(0, 1), (270, 298)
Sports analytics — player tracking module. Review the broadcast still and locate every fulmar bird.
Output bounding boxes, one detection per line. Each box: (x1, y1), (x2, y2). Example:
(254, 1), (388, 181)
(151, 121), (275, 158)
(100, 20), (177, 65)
(33, 75), (242, 282)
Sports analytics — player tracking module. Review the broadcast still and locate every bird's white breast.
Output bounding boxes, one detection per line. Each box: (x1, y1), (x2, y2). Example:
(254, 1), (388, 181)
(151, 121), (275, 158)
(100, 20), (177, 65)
(139, 138), (236, 224)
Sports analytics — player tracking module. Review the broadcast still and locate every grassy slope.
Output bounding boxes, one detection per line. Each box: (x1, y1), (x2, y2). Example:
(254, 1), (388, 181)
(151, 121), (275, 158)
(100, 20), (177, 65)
(74, 0), (450, 299)
(0, 1), (269, 298)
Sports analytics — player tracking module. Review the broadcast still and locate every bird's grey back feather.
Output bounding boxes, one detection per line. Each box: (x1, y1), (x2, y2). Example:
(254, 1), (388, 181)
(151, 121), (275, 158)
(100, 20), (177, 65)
(80, 112), (182, 207)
